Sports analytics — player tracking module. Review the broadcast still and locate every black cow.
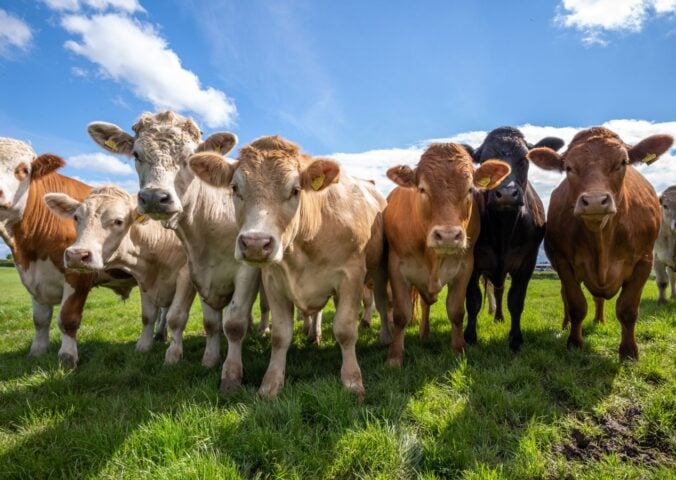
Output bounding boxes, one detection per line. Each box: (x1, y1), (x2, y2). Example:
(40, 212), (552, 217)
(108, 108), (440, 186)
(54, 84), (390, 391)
(464, 127), (565, 351)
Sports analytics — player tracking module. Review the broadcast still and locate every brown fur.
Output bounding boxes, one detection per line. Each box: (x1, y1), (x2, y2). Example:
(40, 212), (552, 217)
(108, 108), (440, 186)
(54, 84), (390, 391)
(31, 154), (66, 180)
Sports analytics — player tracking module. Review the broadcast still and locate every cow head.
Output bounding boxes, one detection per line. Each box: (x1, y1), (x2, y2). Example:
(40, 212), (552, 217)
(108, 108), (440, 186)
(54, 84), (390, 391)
(387, 143), (511, 255)
(44, 186), (145, 271)
(87, 111), (236, 221)
(0, 138), (67, 224)
(660, 186), (676, 234)
(188, 135), (339, 266)
(529, 127), (673, 231)
(473, 127), (564, 211)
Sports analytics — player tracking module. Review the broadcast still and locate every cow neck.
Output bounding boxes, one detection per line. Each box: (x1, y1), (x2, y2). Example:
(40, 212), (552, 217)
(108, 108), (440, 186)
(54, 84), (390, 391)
(175, 174), (236, 236)
(486, 206), (522, 254)
(578, 197), (625, 286)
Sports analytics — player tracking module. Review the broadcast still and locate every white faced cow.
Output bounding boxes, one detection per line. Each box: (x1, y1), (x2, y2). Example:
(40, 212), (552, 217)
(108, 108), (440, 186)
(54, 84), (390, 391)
(44, 185), (198, 363)
(87, 111), (259, 369)
(189, 135), (391, 399)
(655, 185), (676, 303)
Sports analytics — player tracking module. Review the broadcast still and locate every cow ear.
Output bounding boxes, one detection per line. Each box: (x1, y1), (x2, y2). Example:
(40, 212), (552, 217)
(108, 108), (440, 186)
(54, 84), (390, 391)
(461, 144), (475, 159)
(528, 147), (564, 172)
(301, 158), (340, 191)
(628, 135), (674, 165)
(473, 160), (511, 190)
(44, 193), (81, 219)
(532, 137), (565, 152)
(88, 122), (135, 155)
(196, 132), (238, 155)
(189, 152), (236, 188)
(31, 154), (65, 179)
(386, 165), (416, 188)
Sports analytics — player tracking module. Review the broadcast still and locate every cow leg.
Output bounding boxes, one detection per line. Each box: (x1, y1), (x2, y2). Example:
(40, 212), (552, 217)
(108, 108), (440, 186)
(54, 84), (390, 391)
(464, 271), (482, 345)
(307, 311), (323, 345)
(447, 271), (471, 354)
(258, 284), (271, 336)
(592, 297), (605, 323)
(419, 299), (430, 341)
(616, 259), (652, 360)
(57, 283), (90, 369)
(359, 283), (375, 329)
(370, 266), (393, 345)
(29, 300), (53, 358)
(136, 292), (158, 352)
(200, 300), (222, 368)
(654, 255), (669, 305)
(164, 271), (197, 365)
(486, 280), (497, 315)
(670, 268), (676, 299)
(506, 271), (532, 352)
(493, 284), (505, 322)
(154, 308), (168, 342)
(560, 283), (571, 329)
(332, 278), (365, 399)
(557, 266), (587, 350)
(258, 281), (294, 399)
(220, 266), (259, 391)
(386, 253), (413, 367)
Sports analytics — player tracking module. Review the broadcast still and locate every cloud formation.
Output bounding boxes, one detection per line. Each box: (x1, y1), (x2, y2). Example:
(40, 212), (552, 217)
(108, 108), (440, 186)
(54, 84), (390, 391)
(556, 0), (676, 45)
(41, 0), (143, 13)
(67, 152), (134, 175)
(0, 9), (33, 59)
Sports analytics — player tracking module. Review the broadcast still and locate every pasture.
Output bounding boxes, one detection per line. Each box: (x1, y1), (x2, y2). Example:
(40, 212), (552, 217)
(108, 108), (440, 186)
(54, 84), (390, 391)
(0, 267), (674, 479)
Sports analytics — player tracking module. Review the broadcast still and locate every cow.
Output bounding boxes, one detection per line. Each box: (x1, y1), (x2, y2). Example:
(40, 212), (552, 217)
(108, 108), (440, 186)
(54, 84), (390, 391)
(464, 127), (565, 351)
(654, 186), (676, 304)
(44, 185), (199, 363)
(188, 135), (391, 399)
(87, 111), (258, 369)
(384, 143), (511, 366)
(0, 138), (136, 367)
(528, 127), (673, 360)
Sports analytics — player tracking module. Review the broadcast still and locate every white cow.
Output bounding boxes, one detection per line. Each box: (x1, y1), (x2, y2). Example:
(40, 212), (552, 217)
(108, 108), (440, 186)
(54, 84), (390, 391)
(45, 185), (198, 363)
(655, 185), (676, 304)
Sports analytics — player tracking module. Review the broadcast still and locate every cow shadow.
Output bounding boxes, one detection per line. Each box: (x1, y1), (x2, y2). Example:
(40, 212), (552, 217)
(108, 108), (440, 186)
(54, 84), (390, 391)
(0, 304), (627, 478)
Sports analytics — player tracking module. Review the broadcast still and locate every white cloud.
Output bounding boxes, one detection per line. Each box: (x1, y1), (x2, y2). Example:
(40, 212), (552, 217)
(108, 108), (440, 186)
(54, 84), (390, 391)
(556, 0), (676, 45)
(70, 66), (88, 77)
(0, 9), (33, 58)
(68, 152), (134, 175)
(59, 13), (236, 128)
(42, 0), (143, 13)
(327, 119), (676, 211)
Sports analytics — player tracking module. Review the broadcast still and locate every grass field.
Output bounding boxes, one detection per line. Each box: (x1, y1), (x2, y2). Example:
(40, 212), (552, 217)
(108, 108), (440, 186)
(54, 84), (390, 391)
(0, 267), (674, 479)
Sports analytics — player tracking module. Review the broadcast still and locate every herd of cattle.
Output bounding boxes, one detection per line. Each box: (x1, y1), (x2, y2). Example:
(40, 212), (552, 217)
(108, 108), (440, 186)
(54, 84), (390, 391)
(0, 111), (674, 399)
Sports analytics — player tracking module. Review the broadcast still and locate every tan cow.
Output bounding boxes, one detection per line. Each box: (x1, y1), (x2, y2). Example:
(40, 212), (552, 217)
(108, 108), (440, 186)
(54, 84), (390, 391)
(384, 143), (510, 366)
(528, 127), (673, 359)
(44, 185), (199, 363)
(188, 135), (390, 399)
(0, 138), (136, 367)
(654, 185), (676, 303)
(87, 111), (260, 369)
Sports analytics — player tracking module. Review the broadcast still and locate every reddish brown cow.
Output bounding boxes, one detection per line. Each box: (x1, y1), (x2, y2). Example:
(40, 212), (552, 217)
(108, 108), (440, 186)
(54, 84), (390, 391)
(528, 127), (673, 360)
(384, 143), (510, 365)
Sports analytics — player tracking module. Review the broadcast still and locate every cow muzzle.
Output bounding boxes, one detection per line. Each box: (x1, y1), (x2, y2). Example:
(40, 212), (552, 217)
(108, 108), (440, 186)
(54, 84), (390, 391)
(65, 247), (97, 271)
(489, 184), (524, 210)
(427, 226), (467, 254)
(0, 189), (11, 209)
(574, 191), (617, 230)
(237, 232), (277, 265)
(137, 188), (181, 219)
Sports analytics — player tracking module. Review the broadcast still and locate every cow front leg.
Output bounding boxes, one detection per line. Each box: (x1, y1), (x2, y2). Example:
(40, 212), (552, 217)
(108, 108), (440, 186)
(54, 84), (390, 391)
(464, 271), (482, 345)
(386, 253), (413, 367)
(200, 300), (222, 368)
(654, 255), (669, 305)
(616, 259), (652, 360)
(369, 266), (392, 345)
(507, 271), (533, 352)
(258, 284), (271, 336)
(29, 299), (53, 358)
(493, 283), (505, 322)
(164, 271), (197, 365)
(359, 283), (375, 329)
(57, 283), (90, 369)
(154, 308), (168, 342)
(333, 278), (365, 399)
(306, 311), (323, 345)
(137, 292), (158, 352)
(557, 265), (587, 350)
(220, 266), (259, 392)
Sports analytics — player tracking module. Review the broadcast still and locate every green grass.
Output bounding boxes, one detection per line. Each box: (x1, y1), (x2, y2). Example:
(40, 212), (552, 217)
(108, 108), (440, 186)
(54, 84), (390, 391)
(0, 267), (674, 479)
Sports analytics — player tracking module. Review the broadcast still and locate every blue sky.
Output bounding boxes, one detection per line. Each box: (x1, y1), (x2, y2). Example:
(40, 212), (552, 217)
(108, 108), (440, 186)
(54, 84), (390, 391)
(1, 0), (676, 257)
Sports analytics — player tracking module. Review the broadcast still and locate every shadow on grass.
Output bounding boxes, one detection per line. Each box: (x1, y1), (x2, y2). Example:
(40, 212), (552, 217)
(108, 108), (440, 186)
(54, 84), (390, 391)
(0, 305), (629, 478)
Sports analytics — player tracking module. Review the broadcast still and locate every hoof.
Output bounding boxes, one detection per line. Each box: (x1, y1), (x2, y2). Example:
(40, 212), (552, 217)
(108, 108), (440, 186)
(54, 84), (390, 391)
(219, 377), (242, 395)
(508, 334), (523, 353)
(385, 356), (403, 368)
(619, 343), (639, 361)
(135, 341), (153, 353)
(258, 381), (283, 400)
(566, 336), (584, 351)
(58, 352), (78, 370)
(28, 345), (48, 358)
(345, 382), (365, 402)
(379, 330), (393, 346)
(657, 298), (667, 305)
(164, 346), (182, 365)
(464, 329), (477, 345)
(201, 353), (220, 369)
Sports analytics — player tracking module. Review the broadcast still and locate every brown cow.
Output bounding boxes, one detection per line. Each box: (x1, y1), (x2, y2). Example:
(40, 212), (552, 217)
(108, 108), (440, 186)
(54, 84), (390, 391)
(528, 127), (673, 360)
(0, 138), (135, 367)
(188, 135), (390, 399)
(384, 143), (510, 366)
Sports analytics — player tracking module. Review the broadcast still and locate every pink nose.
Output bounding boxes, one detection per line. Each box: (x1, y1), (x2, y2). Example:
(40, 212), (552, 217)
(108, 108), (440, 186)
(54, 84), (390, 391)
(237, 233), (276, 262)
(575, 191), (616, 216)
(430, 226), (466, 249)
(65, 248), (92, 266)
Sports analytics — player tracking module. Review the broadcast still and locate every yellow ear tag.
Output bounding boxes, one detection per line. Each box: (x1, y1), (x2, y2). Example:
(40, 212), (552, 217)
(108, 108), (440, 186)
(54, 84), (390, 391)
(311, 174), (325, 191)
(134, 212), (148, 223)
(215, 146), (222, 154)
(476, 176), (490, 187)
(642, 153), (656, 164)
(104, 139), (118, 152)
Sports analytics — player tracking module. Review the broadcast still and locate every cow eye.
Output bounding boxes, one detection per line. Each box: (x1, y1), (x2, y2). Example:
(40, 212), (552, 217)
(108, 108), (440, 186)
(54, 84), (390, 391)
(468, 187), (475, 195)
(565, 166), (572, 173)
(291, 185), (301, 198)
(230, 183), (241, 197)
(133, 151), (140, 161)
(73, 214), (80, 223)
(418, 186), (426, 195)
(114, 219), (124, 227)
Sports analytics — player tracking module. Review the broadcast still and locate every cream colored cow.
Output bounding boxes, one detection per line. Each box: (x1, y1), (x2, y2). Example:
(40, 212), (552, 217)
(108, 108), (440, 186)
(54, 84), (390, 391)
(655, 186), (676, 304)
(189, 135), (390, 399)
(45, 185), (199, 363)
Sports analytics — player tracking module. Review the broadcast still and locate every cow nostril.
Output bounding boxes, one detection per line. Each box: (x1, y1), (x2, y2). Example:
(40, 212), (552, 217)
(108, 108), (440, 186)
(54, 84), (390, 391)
(138, 193), (147, 206)
(433, 231), (443, 242)
(511, 189), (518, 198)
(158, 193), (171, 204)
(600, 195), (609, 206)
(454, 231), (463, 241)
(238, 235), (249, 251)
(81, 251), (91, 262)
(581, 197), (589, 207)
(495, 190), (502, 199)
